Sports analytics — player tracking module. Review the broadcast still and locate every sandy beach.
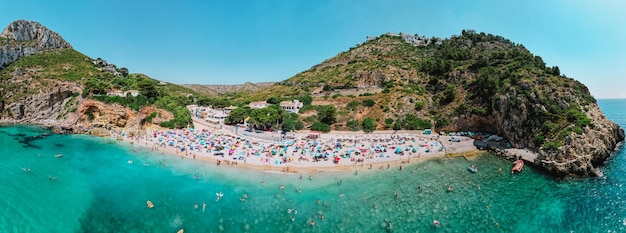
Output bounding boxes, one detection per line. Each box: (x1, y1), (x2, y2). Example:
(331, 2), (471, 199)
(113, 118), (481, 174)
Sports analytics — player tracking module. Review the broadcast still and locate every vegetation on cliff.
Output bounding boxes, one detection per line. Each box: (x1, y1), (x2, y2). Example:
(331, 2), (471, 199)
(0, 48), (196, 128)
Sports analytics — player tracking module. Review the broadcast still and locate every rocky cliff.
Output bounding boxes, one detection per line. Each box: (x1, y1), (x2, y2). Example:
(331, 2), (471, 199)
(0, 20), (71, 69)
(0, 20), (173, 136)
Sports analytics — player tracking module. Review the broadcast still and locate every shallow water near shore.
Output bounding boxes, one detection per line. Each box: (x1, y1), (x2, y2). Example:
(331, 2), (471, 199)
(1, 99), (625, 233)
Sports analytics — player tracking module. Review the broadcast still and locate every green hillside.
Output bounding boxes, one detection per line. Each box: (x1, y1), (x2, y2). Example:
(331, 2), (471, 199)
(224, 31), (597, 150)
(0, 48), (200, 128)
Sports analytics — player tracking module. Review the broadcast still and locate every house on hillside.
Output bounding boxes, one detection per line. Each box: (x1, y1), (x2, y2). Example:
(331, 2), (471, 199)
(93, 58), (108, 67)
(106, 90), (141, 97)
(280, 100), (303, 113)
(107, 90), (125, 97)
(223, 106), (238, 115)
(126, 90), (140, 97)
(249, 101), (270, 109)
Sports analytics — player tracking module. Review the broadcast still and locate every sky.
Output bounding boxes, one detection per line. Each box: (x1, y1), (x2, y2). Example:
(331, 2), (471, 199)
(0, 0), (624, 98)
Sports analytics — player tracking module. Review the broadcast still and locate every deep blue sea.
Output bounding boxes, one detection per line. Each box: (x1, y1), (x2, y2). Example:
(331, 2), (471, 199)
(0, 99), (624, 233)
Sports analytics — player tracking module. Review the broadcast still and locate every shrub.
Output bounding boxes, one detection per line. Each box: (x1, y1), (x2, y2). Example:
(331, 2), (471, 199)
(311, 121), (331, 132)
(362, 99), (375, 107)
(414, 101), (425, 111)
(146, 112), (157, 123)
(543, 141), (562, 151)
(347, 120), (360, 131)
(362, 117), (376, 133)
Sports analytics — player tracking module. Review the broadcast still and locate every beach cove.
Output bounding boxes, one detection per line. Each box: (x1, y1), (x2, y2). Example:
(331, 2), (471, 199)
(0, 99), (624, 232)
(114, 117), (483, 174)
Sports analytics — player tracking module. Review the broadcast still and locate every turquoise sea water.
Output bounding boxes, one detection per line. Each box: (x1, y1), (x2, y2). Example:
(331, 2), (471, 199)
(0, 99), (625, 233)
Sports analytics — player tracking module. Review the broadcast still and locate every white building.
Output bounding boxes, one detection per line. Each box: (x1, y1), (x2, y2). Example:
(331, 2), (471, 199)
(249, 101), (270, 109)
(280, 100), (303, 113)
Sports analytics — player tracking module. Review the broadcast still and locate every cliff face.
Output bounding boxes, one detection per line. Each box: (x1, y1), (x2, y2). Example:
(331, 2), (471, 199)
(537, 104), (624, 177)
(0, 20), (173, 136)
(0, 20), (72, 69)
(455, 89), (625, 177)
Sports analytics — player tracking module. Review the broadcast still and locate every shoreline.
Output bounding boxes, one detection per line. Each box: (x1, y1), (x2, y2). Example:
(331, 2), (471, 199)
(112, 119), (483, 174)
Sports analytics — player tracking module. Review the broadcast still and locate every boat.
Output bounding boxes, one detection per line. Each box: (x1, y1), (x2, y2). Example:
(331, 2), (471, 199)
(512, 160), (524, 174)
(468, 165), (478, 173)
(146, 200), (154, 208)
(54, 153), (63, 158)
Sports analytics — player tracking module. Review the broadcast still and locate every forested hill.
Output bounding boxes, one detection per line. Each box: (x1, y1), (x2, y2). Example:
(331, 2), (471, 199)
(233, 30), (624, 178)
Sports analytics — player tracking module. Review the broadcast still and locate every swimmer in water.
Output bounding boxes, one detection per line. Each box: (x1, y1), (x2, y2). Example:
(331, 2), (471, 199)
(433, 219), (440, 227)
(320, 214), (325, 221)
(310, 221), (315, 227)
(202, 202), (206, 212)
(275, 193), (280, 198)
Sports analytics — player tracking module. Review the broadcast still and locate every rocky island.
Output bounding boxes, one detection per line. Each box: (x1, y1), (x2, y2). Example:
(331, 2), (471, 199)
(0, 20), (623, 178)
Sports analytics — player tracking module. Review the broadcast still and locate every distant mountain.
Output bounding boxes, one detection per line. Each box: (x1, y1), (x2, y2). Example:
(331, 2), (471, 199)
(183, 82), (275, 96)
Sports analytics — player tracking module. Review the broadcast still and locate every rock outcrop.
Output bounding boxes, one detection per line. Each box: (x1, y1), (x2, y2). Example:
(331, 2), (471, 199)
(453, 86), (625, 178)
(0, 20), (71, 69)
(536, 104), (625, 177)
(0, 20), (173, 136)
